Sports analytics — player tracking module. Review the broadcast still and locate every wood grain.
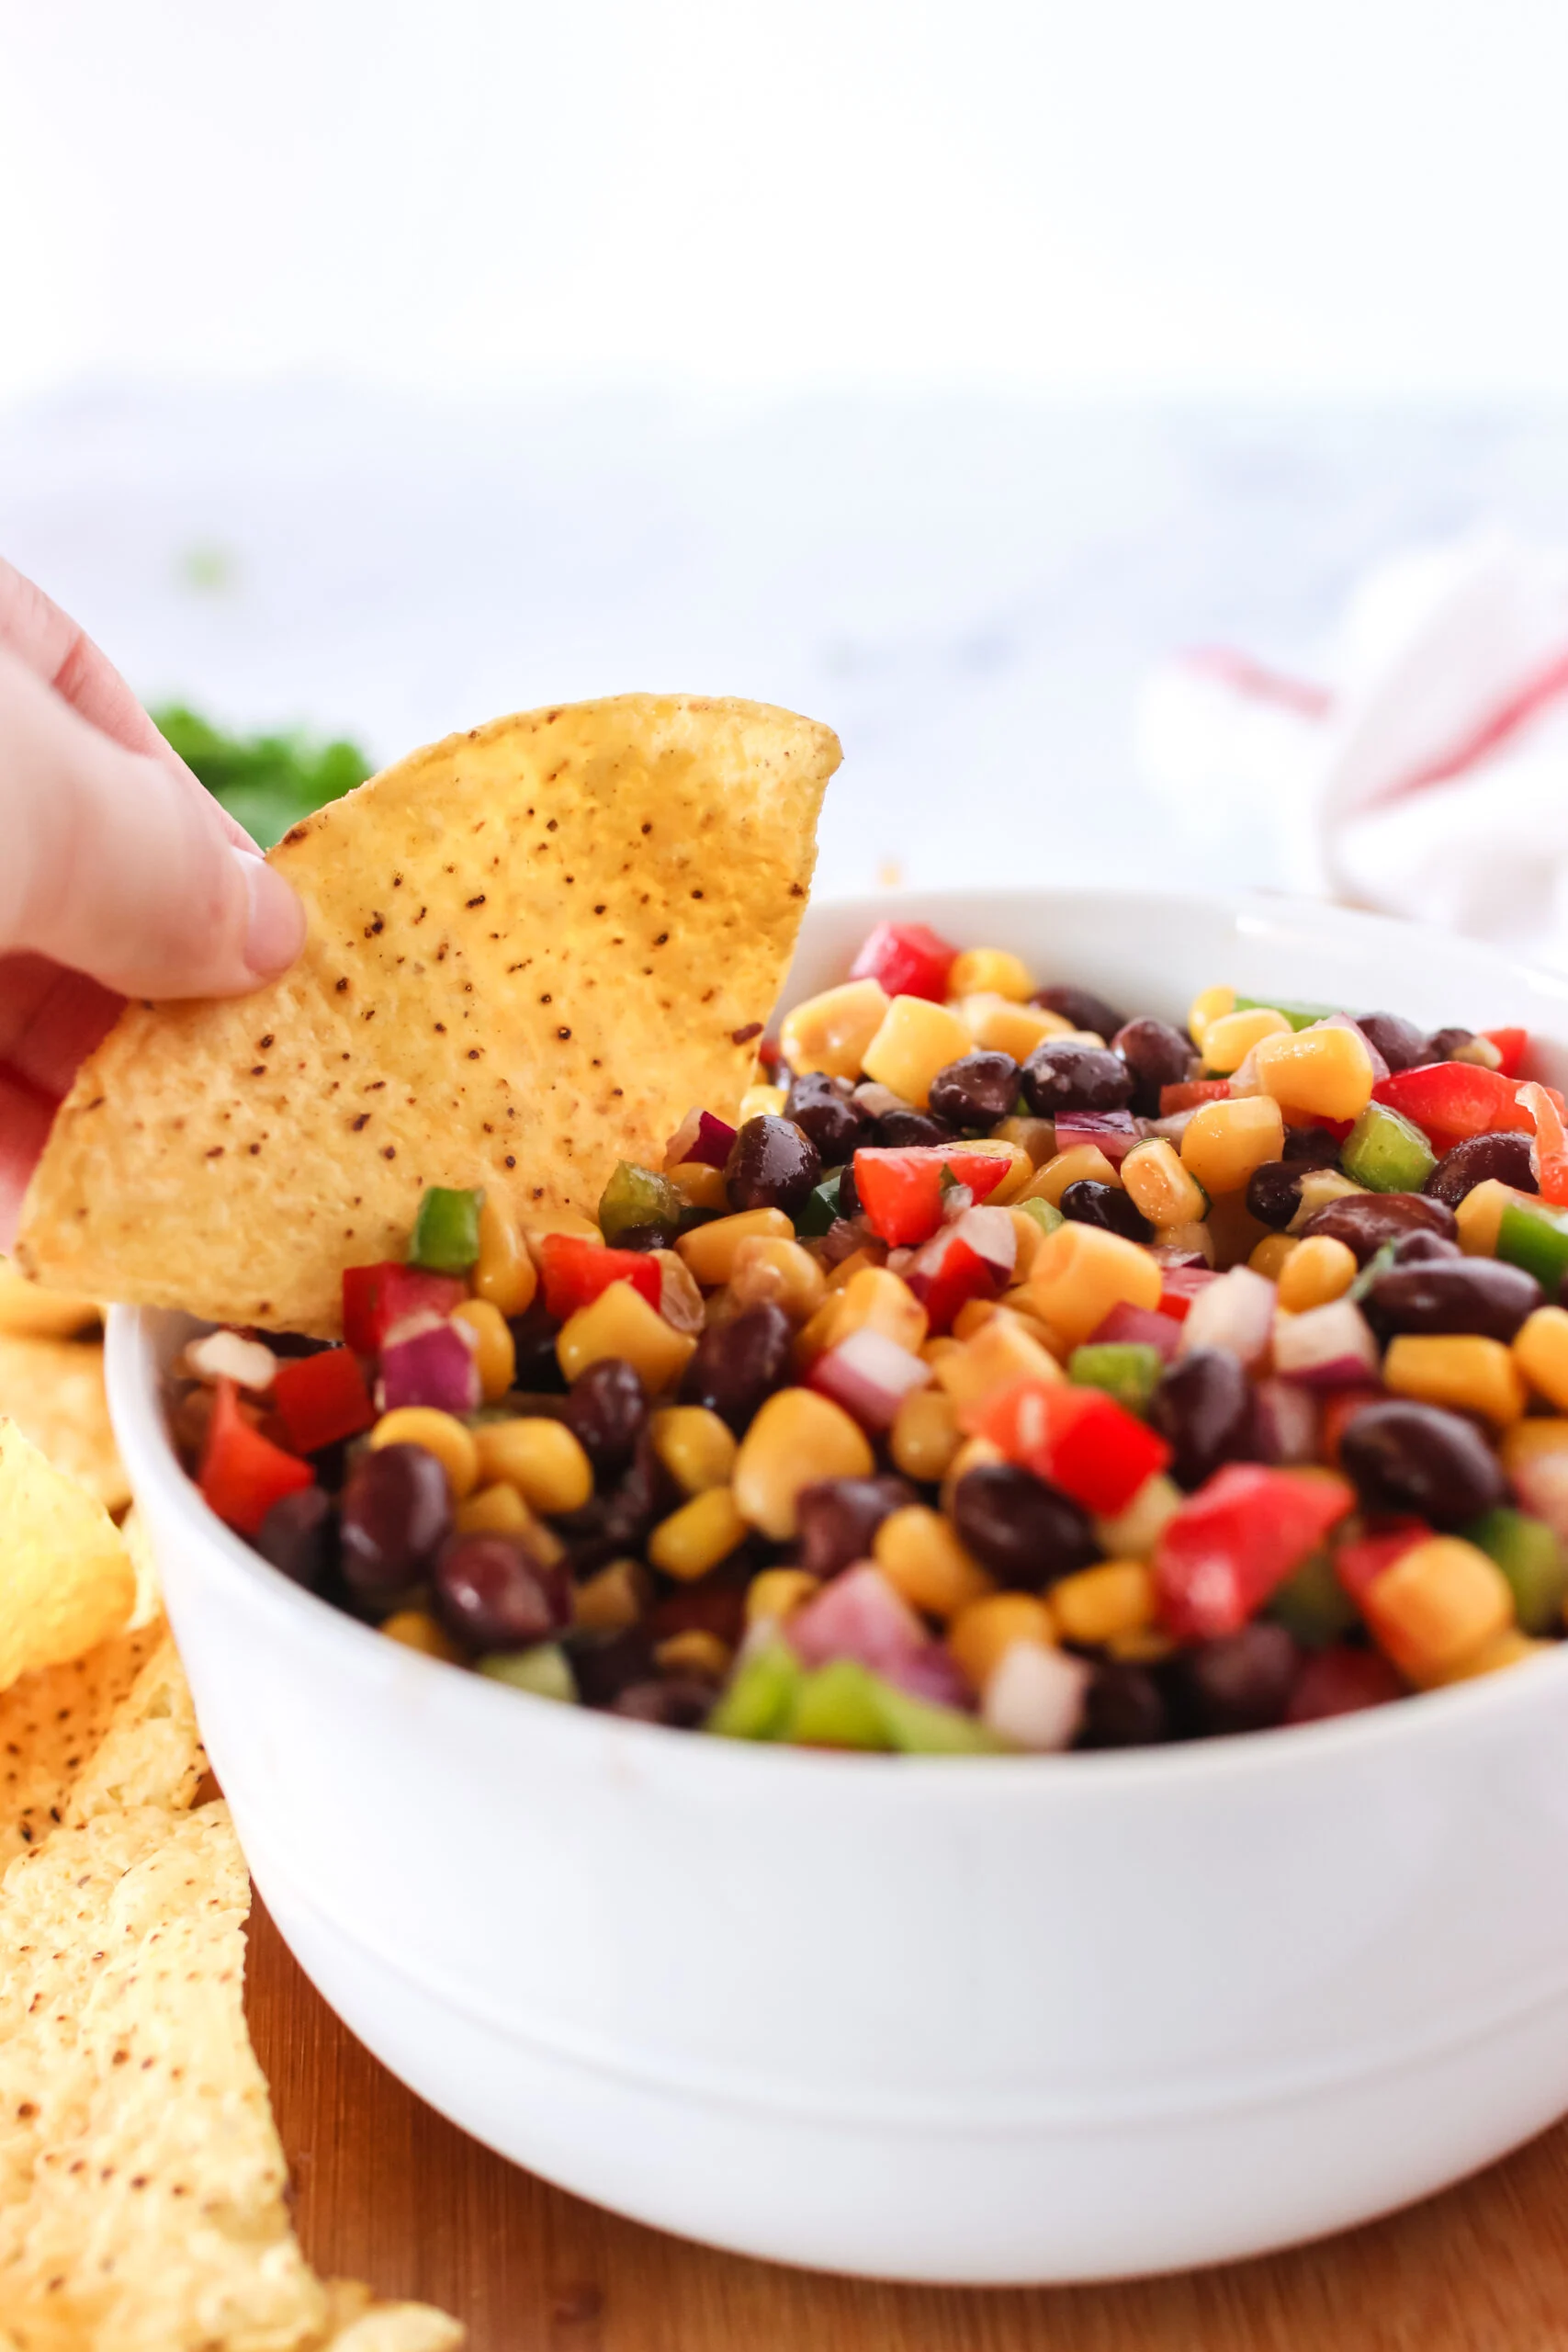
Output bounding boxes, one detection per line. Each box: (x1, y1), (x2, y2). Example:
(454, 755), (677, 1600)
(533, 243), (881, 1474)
(245, 1896), (1568, 2351)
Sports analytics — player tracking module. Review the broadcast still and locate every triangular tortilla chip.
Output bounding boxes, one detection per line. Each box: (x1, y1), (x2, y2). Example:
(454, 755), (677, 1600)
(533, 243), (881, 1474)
(18, 695), (837, 1335)
(0, 1425), (135, 1694)
(0, 1337), (128, 1515)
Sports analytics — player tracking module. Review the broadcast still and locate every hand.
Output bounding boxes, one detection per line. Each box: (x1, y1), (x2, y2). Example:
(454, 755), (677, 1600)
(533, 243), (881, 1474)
(0, 560), (306, 1245)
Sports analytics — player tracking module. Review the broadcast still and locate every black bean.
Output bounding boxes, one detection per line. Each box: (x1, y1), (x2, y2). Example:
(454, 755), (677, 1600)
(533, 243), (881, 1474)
(609, 1679), (714, 1729)
(564, 1357), (649, 1473)
(1368, 1258), (1541, 1342)
(1357, 1012), (1427, 1073)
(928, 1051), (1021, 1129)
(1338, 1400), (1506, 1528)
(506, 1298), (568, 1394)
(1390, 1229), (1461, 1265)
(1077, 1660), (1168, 1747)
(1020, 1041), (1135, 1118)
(571, 1624), (657, 1707)
(557, 1429), (670, 1573)
(1425, 1026), (1475, 1063)
(1032, 983), (1126, 1039)
(681, 1301), (794, 1430)
(835, 1162), (862, 1219)
(434, 1532), (572, 1651)
(1281, 1125), (1346, 1166)
(725, 1115), (821, 1216)
(1296, 1191), (1458, 1265)
(1245, 1159), (1307, 1230)
(1059, 1179), (1152, 1243)
(649, 1569), (751, 1646)
(1425, 1130), (1538, 1209)
(796, 1476), (917, 1578)
(951, 1464), (1099, 1589)
(1111, 1017), (1191, 1114)
(255, 1486), (336, 1591)
(339, 1443), (452, 1607)
(1147, 1350), (1255, 1490)
(1165, 1624), (1302, 1738)
(876, 1107), (956, 1147)
(784, 1072), (878, 1162)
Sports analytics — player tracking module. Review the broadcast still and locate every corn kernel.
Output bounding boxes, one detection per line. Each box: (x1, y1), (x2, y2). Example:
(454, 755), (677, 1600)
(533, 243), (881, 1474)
(648, 1486), (748, 1580)
(890, 1385), (963, 1482)
(921, 1336), (964, 1369)
(1006, 1205), (1049, 1281)
(1094, 1472), (1183, 1560)
(1433, 1626), (1550, 1684)
(1187, 984), (1235, 1046)
(1363, 1535), (1514, 1682)
(954, 1136), (1033, 1204)
(861, 994), (976, 1109)
(521, 1207), (604, 1271)
(1457, 1179), (1534, 1257)
(1253, 1024), (1376, 1123)
(475, 1416), (594, 1514)
(557, 1283), (697, 1393)
(745, 1567), (821, 1628)
(676, 1207), (795, 1287)
(1284, 1169), (1367, 1235)
(1276, 1232), (1357, 1313)
(951, 1297), (1002, 1341)
(650, 1249), (704, 1335)
(1248, 1233), (1298, 1280)
(729, 1235), (827, 1324)
(1021, 1145), (1121, 1210)
(824, 1245), (883, 1294)
(1107, 1625), (1177, 1664)
(739, 1082), (788, 1121)
(473, 1194), (537, 1317)
(734, 1388), (874, 1539)
(1026, 1221), (1162, 1345)
(779, 978), (890, 1080)
(1513, 1306), (1568, 1410)
(1503, 1418), (1568, 1474)
(948, 1591), (1057, 1691)
(456, 1480), (533, 1536)
(1202, 1006), (1292, 1072)
(452, 1296), (516, 1402)
(1180, 1096), (1286, 1195)
(994, 1114), (1060, 1169)
(654, 1629), (732, 1680)
(873, 1505), (994, 1619)
(1384, 1333), (1527, 1427)
(935, 1312), (1064, 1411)
(369, 1407), (479, 1500)
(958, 995), (1071, 1059)
(1121, 1137), (1208, 1227)
(940, 1432), (1006, 1517)
(947, 947), (1034, 1002)
(379, 1609), (464, 1663)
(1151, 1218), (1215, 1267)
(1204, 1190), (1269, 1269)
(573, 1557), (650, 1632)
(795, 1264), (928, 1364)
(650, 1404), (737, 1495)
(667, 1160), (731, 1212)
(1052, 1559), (1156, 1645)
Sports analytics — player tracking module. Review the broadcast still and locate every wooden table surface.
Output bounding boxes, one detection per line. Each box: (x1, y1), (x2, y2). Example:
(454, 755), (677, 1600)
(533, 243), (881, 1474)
(244, 1899), (1568, 2352)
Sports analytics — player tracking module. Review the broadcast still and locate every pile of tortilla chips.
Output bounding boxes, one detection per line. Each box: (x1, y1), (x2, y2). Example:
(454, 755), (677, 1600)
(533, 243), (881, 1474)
(0, 1268), (125, 1518)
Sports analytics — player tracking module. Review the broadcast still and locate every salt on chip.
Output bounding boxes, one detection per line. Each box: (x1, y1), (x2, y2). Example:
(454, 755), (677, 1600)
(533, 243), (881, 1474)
(18, 694), (839, 1335)
(0, 1338), (129, 1516)
(0, 1425), (135, 1694)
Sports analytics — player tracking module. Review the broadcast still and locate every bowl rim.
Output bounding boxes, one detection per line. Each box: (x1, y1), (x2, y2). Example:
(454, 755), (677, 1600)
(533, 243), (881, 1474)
(106, 879), (1568, 1798)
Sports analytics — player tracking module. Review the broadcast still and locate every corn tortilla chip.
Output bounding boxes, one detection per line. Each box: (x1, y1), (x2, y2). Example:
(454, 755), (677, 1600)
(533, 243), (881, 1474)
(0, 1340), (128, 1517)
(0, 1625), (164, 1872)
(18, 695), (838, 1335)
(0, 1264), (96, 1345)
(0, 1428), (134, 1694)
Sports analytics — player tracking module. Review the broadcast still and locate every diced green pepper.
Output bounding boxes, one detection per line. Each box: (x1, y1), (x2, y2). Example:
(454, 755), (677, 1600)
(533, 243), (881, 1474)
(707, 1639), (805, 1739)
(1234, 995), (1345, 1032)
(1463, 1506), (1568, 1634)
(795, 1170), (848, 1238)
(1067, 1341), (1164, 1418)
(478, 1643), (578, 1702)
(598, 1160), (682, 1248)
(1498, 1199), (1568, 1291)
(409, 1184), (484, 1272)
(1348, 1238), (1399, 1304)
(1267, 1546), (1359, 1647)
(874, 1680), (1003, 1755)
(1018, 1197), (1065, 1238)
(786, 1659), (893, 1749)
(1340, 1102), (1437, 1194)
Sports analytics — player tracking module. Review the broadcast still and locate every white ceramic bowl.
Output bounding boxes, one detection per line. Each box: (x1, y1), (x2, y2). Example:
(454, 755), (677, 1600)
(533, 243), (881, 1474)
(107, 888), (1568, 2283)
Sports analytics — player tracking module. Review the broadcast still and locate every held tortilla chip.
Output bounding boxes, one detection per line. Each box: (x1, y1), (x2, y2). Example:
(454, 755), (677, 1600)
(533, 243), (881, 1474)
(18, 694), (838, 1336)
(0, 1338), (129, 1516)
(0, 1426), (135, 1694)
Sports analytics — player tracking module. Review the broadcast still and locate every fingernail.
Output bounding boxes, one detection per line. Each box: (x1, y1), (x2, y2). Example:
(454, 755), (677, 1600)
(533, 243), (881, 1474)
(234, 850), (307, 977)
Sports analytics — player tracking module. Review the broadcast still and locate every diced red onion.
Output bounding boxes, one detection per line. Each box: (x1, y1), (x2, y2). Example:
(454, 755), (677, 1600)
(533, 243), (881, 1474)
(951, 1204), (1017, 1278)
(881, 1643), (973, 1710)
(1251, 1375), (1320, 1464)
(1508, 1448), (1568, 1541)
(1176, 1265), (1276, 1366)
(1088, 1301), (1182, 1362)
(378, 1318), (481, 1415)
(1052, 1109), (1142, 1166)
(852, 1081), (908, 1119)
(182, 1329), (277, 1392)
(939, 1183), (976, 1223)
(1147, 1109), (1199, 1143)
(788, 1565), (928, 1674)
(663, 1106), (739, 1170)
(981, 1641), (1089, 1751)
(378, 1306), (452, 1353)
(1271, 1298), (1380, 1388)
(807, 1326), (931, 1431)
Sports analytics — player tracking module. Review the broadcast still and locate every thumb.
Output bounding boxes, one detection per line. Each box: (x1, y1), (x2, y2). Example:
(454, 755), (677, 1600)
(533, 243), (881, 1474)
(0, 650), (306, 998)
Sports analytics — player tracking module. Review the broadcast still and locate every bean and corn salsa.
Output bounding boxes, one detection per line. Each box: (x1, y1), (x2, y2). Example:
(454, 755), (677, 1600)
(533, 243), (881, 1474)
(168, 920), (1568, 1754)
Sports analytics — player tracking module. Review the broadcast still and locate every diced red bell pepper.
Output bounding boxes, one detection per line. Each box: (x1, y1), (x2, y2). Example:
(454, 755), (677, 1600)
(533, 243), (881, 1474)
(1285, 1645), (1404, 1724)
(272, 1347), (376, 1453)
(1372, 1062), (1563, 1145)
(902, 1228), (998, 1335)
(1291, 1113), (1354, 1145)
(1334, 1517), (1429, 1602)
(964, 1376), (1172, 1517)
(849, 920), (958, 1003)
(1517, 1080), (1568, 1207)
(1484, 1026), (1527, 1079)
(342, 1261), (467, 1355)
(1154, 1463), (1355, 1640)
(1159, 1080), (1231, 1116)
(1319, 1385), (1383, 1468)
(852, 1147), (1013, 1247)
(1156, 1264), (1218, 1323)
(539, 1234), (661, 1319)
(198, 1378), (314, 1536)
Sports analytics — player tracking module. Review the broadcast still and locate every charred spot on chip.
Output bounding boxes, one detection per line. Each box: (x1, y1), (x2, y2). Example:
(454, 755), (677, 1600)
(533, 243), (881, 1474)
(505, 1154), (516, 1168)
(257, 1034), (275, 1049)
(334, 978), (349, 993)
(383, 1147), (397, 1159)
(351, 1114), (370, 1132)
(558, 1027), (571, 1040)
(249, 1065), (266, 1077)
(731, 1023), (762, 1046)
(466, 894), (486, 908)
(468, 1049), (481, 1060)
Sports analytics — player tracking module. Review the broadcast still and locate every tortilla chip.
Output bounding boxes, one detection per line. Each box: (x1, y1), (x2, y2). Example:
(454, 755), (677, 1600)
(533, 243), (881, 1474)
(0, 1625), (164, 1872)
(18, 695), (839, 1335)
(0, 1262), (97, 1344)
(0, 1340), (129, 1516)
(0, 1427), (135, 1694)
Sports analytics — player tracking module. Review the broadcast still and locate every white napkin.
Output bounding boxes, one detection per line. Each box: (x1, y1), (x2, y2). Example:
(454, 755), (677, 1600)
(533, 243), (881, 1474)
(1136, 532), (1568, 967)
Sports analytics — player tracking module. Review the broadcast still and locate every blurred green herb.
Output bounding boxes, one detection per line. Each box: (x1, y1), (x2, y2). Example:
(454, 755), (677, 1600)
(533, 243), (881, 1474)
(152, 705), (373, 848)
